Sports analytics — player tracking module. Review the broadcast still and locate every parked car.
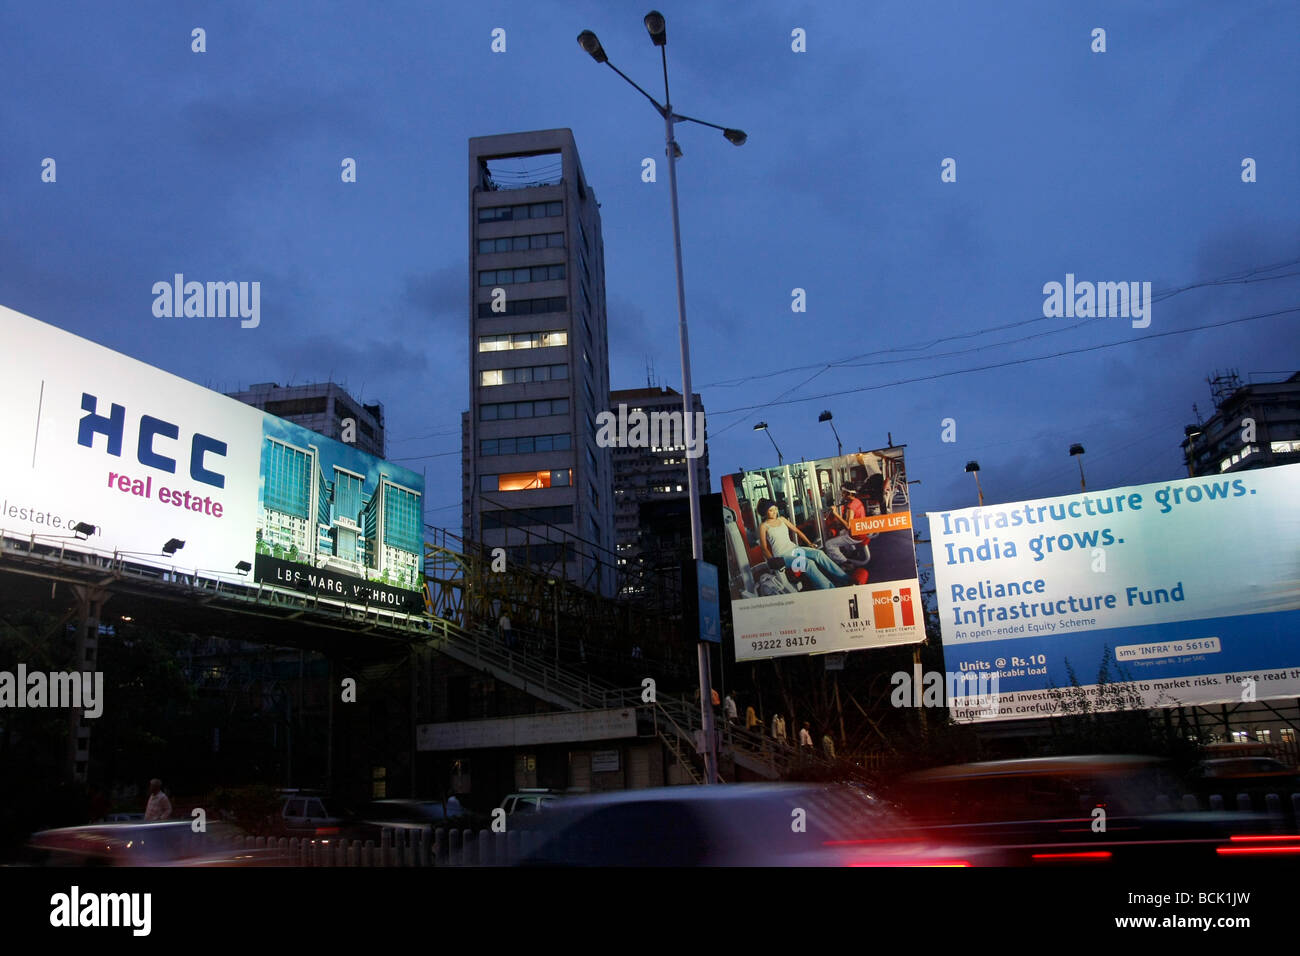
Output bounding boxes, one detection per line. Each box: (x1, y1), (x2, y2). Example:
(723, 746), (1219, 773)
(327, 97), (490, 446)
(499, 789), (567, 816)
(276, 792), (346, 837)
(1184, 757), (1300, 801)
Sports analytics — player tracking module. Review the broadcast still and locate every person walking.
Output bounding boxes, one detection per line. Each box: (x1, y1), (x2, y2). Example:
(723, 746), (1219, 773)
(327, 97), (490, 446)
(799, 722), (814, 751)
(724, 692), (738, 725)
(772, 713), (788, 747)
(144, 778), (172, 821)
(822, 732), (836, 760)
(498, 611), (513, 649)
(745, 704), (759, 732)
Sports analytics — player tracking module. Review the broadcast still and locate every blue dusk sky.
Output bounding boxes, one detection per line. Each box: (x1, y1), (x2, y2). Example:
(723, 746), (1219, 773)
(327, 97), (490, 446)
(2, 0), (1296, 556)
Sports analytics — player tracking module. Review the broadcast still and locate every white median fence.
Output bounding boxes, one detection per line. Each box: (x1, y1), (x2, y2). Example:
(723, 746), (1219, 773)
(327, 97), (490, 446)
(190, 827), (547, 866)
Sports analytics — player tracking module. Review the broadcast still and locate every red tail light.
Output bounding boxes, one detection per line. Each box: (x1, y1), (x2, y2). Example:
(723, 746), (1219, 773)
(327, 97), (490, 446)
(1031, 851), (1112, 862)
(848, 859), (972, 867)
(1228, 834), (1300, 842)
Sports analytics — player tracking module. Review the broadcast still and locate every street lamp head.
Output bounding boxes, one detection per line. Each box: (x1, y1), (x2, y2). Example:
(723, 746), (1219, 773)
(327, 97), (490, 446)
(577, 30), (607, 63)
(723, 128), (747, 146)
(818, 410), (833, 423)
(754, 422), (768, 431)
(643, 10), (667, 46)
(162, 538), (185, 556)
(964, 461), (981, 474)
(1069, 443), (1086, 457)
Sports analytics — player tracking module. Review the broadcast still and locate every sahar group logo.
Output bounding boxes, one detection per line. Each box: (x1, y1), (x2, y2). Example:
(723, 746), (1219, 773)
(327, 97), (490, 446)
(840, 590), (872, 636)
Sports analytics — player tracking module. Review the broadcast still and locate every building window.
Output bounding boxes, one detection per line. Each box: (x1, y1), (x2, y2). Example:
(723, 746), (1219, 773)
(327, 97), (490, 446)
(481, 398), (569, 421)
(477, 232), (564, 254)
(481, 505), (573, 530)
(480, 433), (571, 455)
(478, 330), (567, 352)
(480, 364), (569, 386)
(477, 296), (567, 319)
(1272, 441), (1294, 453)
(264, 396), (329, 417)
(477, 200), (563, 223)
(479, 264), (566, 287)
(480, 469), (572, 492)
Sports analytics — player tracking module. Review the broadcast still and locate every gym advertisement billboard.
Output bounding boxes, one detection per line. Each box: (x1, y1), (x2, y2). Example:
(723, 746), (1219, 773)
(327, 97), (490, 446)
(930, 464), (1300, 721)
(719, 448), (924, 661)
(0, 305), (425, 611)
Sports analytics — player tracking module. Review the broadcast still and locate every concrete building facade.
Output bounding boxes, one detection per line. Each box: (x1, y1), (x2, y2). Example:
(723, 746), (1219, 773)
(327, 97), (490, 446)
(463, 129), (615, 596)
(1181, 370), (1300, 477)
(228, 381), (386, 458)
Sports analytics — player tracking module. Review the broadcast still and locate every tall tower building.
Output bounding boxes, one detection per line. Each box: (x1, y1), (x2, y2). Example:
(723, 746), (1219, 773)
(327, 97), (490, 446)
(463, 129), (615, 596)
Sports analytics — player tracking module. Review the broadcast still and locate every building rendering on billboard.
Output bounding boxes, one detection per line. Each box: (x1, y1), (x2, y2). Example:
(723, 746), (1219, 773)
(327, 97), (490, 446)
(0, 305), (425, 611)
(930, 464), (1300, 721)
(719, 447), (924, 661)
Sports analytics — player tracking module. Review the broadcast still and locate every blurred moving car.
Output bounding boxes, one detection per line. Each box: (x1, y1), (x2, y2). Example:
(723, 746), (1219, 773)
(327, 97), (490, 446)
(894, 755), (1298, 865)
(342, 798), (466, 843)
(27, 820), (280, 867)
(514, 783), (976, 866)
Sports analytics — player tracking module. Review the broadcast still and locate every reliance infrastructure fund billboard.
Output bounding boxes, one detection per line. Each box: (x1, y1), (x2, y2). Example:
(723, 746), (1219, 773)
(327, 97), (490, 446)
(720, 447), (924, 661)
(0, 306), (425, 611)
(931, 464), (1300, 721)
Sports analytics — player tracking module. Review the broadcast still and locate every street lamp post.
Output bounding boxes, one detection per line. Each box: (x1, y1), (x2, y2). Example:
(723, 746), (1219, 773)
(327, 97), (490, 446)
(818, 410), (842, 457)
(1069, 443), (1087, 492)
(964, 461), (984, 507)
(579, 12), (744, 784)
(754, 422), (783, 464)
(1184, 425), (1202, 478)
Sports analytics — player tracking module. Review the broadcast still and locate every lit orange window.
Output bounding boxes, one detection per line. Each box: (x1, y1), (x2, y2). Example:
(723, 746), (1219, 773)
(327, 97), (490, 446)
(497, 469), (571, 491)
